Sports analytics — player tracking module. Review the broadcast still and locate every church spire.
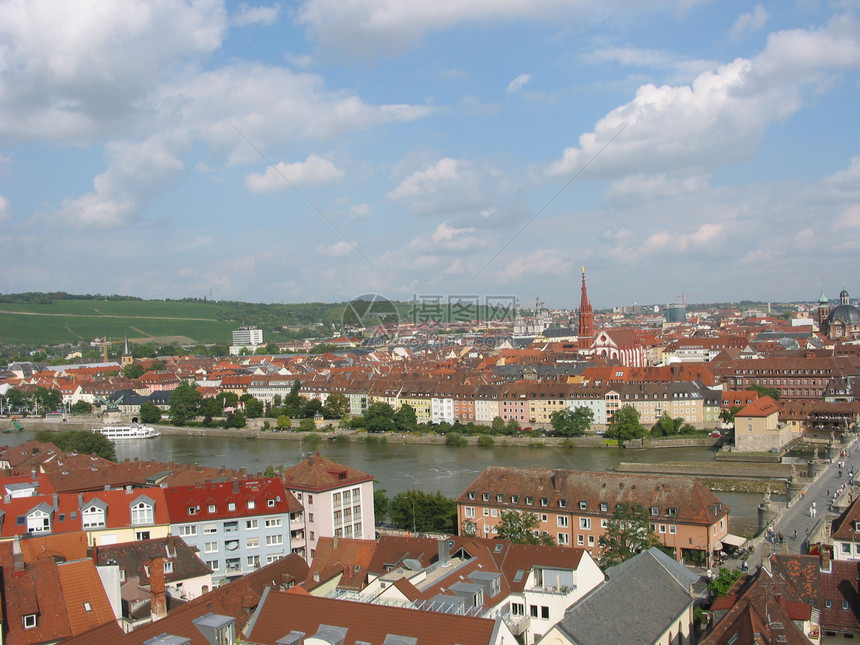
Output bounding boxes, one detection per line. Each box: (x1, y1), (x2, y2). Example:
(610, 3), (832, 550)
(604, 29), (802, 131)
(578, 266), (594, 349)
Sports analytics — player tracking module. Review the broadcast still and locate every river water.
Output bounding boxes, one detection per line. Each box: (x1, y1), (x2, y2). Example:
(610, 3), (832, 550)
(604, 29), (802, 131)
(8, 431), (762, 521)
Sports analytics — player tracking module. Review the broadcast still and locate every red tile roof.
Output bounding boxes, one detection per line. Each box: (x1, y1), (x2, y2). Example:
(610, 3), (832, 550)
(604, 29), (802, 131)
(281, 452), (373, 492)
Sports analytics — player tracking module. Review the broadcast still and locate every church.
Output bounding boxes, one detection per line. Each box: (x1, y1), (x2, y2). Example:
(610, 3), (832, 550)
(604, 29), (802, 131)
(818, 285), (860, 340)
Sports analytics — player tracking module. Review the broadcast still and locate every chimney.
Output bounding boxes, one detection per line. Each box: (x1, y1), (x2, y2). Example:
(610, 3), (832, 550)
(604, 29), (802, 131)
(821, 545), (832, 573)
(232, 479), (240, 494)
(78, 493), (84, 508)
(31, 468), (36, 479)
(125, 485), (132, 494)
(333, 536), (339, 550)
(12, 535), (24, 573)
(149, 556), (168, 621)
(52, 493), (58, 509)
(438, 538), (451, 563)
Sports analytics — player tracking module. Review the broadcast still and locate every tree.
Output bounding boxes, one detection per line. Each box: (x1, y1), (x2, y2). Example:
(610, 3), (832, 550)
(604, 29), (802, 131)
(598, 503), (662, 568)
(497, 509), (556, 545)
(551, 406), (594, 436)
(70, 400), (93, 414)
(139, 400), (162, 423)
(199, 397), (223, 418)
(365, 402), (396, 433)
(491, 416), (505, 435)
(244, 398), (264, 418)
(35, 430), (117, 461)
(33, 386), (62, 412)
(749, 383), (780, 400)
(276, 415), (292, 430)
(504, 418), (520, 435)
(168, 382), (202, 426)
(389, 490), (457, 533)
(225, 410), (246, 428)
(321, 392), (349, 419)
(445, 432), (467, 446)
(263, 465), (276, 478)
(218, 391), (239, 409)
(719, 406), (742, 425)
(299, 418), (316, 432)
(606, 405), (646, 446)
(374, 485), (390, 523)
(121, 363), (145, 379)
(651, 413), (684, 437)
(707, 567), (743, 597)
(394, 403), (418, 432)
(302, 397), (323, 419)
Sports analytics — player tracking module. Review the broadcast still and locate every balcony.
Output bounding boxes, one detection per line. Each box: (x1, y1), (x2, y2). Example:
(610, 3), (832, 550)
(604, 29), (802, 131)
(502, 613), (530, 636)
(527, 584), (576, 597)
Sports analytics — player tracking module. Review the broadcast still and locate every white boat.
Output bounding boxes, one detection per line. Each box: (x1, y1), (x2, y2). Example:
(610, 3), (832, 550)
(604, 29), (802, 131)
(93, 424), (160, 439)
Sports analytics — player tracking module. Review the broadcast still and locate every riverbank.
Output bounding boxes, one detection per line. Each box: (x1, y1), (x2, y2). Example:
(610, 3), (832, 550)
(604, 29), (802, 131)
(17, 416), (721, 450)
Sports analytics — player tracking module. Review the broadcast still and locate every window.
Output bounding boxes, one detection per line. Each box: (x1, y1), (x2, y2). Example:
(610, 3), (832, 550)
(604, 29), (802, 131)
(265, 518), (282, 528)
(465, 507), (475, 518)
(579, 518), (591, 530)
(178, 525), (197, 537)
(267, 499), (276, 508)
(203, 524), (217, 534)
(163, 561), (173, 573)
(541, 606), (549, 619)
(245, 519), (259, 530)
(136, 530), (151, 541)
(206, 560), (219, 571)
(525, 496), (534, 505)
(491, 509), (497, 517)
(601, 519), (608, 528)
(248, 500), (256, 510)
(23, 614), (37, 629)
(577, 535), (584, 545)
(558, 532), (569, 545)
(188, 506), (198, 515)
(224, 521), (238, 533)
(600, 502), (608, 512)
(482, 493), (490, 501)
(826, 600), (832, 609)
(84, 602), (92, 612)
(204, 542), (218, 553)
(557, 516), (569, 527)
(266, 534), (283, 546)
(247, 555), (261, 568)
(588, 535), (595, 546)
(497, 494), (504, 503)
(27, 510), (50, 533)
(333, 492), (341, 504)
(669, 525), (677, 535)
(227, 502), (236, 511)
(650, 506), (659, 516)
(530, 605), (539, 618)
(82, 505), (105, 529)
(578, 501), (586, 510)
(208, 504), (216, 513)
(352, 488), (360, 502)
(131, 501), (154, 525)
(246, 537), (260, 548)
(540, 498), (549, 507)
(511, 602), (525, 616)
(659, 525), (667, 534)
(843, 601), (849, 610)
(484, 508), (490, 516)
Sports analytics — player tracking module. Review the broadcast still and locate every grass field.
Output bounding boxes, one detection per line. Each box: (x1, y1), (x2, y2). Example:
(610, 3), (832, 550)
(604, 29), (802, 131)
(0, 300), (236, 345)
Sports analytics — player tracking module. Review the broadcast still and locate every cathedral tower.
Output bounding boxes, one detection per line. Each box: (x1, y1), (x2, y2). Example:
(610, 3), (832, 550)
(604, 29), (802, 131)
(578, 266), (594, 350)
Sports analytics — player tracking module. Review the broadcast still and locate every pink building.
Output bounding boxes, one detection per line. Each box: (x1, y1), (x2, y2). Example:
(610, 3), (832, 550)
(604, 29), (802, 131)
(281, 453), (375, 562)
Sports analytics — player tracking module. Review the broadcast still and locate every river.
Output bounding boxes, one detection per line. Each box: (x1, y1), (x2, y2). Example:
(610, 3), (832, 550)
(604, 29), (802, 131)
(7, 431), (763, 522)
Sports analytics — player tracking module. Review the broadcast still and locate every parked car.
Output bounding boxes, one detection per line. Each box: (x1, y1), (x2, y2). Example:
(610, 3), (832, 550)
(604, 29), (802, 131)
(709, 430), (722, 438)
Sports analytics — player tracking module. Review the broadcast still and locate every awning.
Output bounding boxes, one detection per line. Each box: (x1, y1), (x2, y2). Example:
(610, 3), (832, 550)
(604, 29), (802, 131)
(721, 533), (747, 548)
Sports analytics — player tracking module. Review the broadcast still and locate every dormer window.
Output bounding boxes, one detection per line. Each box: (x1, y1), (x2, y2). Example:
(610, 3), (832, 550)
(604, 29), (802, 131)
(511, 495), (520, 503)
(578, 501), (587, 510)
(267, 499), (276, 508)
(650, 506), (659, 516)
(667, 508), (678, 517)
(208, 504), (216, 513)
(131, 498), (154, 525)
(82, 504), (106, 529)
(525, 497), (534, 505)
(482, 493), (490, 502)
(27, 509), (51, 534)
(540, 498), (549, 507)
(558, 499), (568, 508)
(468, 492), (476, 500)
(227, 502), (236, 511)
(188, 506), (198, 515)
(599, 502), (608, 512)
(248, 500), (256, 510)
(23, 614), (37, 629)
(496, 494), (504, 503)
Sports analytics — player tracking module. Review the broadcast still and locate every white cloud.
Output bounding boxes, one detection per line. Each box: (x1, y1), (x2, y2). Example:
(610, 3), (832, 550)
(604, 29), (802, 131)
(506, 74), (532, 93)
(317, 241), (354, 257)
(498, 249), (574, 281)
(0, 194), (10, 222)
(233, 3), (280, 27)
(583, 47), (676, 67)
(53, 137), (187, 229)
(296, 0), (703, 58)
(730, 5), (769, 41)
(545, 16), (860, 181)
(349, 203), (373, 219)
(388, 157), (505, 217)
(245, 155), (345, 193)
(0, 0), (227, 142)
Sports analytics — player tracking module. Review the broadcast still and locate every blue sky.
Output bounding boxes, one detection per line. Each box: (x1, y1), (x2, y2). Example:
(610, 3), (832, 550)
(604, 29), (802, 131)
(1, 0), (859, 310)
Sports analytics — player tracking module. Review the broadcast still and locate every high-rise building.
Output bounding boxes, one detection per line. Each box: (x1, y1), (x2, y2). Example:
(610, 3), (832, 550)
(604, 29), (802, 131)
(232, 327), (263, 346)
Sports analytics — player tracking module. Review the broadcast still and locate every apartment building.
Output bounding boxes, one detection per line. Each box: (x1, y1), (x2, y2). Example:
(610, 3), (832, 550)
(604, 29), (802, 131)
(281, 453), (375, 561)
(162, 478), (302, 583)
(457, 466), (731, 566)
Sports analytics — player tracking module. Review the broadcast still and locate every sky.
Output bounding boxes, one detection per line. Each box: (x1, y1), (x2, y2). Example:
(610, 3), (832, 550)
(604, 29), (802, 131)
(1, 0), (859, 311)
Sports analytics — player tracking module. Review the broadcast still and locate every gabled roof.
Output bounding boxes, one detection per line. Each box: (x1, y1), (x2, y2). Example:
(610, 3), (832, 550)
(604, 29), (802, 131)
(281, 452), (373, 492)
(162, 478), (301, 524)
(93, 535), (211, 586)
(61, 553), (310, 645)
(555, 547), (695, 645)
(304, 536), (377, 592)
(736, 395), (780, 419)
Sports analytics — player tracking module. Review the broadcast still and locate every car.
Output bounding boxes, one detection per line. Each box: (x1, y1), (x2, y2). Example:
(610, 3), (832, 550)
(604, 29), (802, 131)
(709, 431), (722, 438)
(594, 429), (606, 436)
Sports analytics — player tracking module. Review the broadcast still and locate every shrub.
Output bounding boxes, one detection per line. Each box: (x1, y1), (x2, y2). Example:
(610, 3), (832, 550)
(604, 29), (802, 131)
(446, 432), (467, 447)
(477, 434), (494, 447)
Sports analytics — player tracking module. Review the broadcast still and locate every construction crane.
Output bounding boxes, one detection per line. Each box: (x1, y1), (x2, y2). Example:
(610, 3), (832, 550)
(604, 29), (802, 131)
(677, 292), (699, 306)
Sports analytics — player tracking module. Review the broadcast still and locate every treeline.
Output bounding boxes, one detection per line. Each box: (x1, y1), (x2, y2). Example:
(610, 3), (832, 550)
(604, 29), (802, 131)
(0, 292), (143, 305)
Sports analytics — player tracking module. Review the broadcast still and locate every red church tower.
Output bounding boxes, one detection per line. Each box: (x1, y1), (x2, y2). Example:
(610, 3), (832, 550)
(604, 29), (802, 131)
(578, 266), (594, 350)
